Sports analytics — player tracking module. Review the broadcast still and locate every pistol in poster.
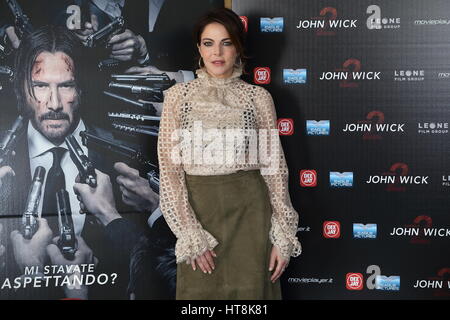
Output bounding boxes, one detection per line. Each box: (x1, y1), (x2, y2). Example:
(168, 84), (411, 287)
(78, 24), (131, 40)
(110, 73), (175, 90)
(0, 39), (13, 60)
(108, 82), (163, 102)
(98, 58), (121, 71)
(112, 122), (159, 137)
(80, 131), (159, 194)
(0, 115), (24, 166)
(108, 112), (161, 122)
(84, 16), (125, 48)
(65, 135), (97, 188)
(21, 166), (46, 240)
(56, 189), (78, 260)
(5, 0), (34, 38)
(103, 90), (157, 113)
(0, 65), (14, 80)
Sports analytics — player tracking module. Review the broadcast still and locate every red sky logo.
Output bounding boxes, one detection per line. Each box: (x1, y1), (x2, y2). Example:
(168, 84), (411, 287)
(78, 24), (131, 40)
(346, 273), (364, 290)
(278, 118), (294, 135)
(300, 170), (317, 187)
(240, 16), (248, 32)
(323, 221), (340, 238)
(254, 67), (271, 84)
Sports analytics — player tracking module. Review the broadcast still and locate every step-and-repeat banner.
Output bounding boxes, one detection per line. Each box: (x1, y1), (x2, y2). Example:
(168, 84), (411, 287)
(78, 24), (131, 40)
(0, 0), (222, 300)
(232, 0), (450, 299)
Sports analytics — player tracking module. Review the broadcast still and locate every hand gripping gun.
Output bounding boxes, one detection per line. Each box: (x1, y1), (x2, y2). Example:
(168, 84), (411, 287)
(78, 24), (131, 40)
(65, 134), (97, 188)
(21, 166), (46, 239)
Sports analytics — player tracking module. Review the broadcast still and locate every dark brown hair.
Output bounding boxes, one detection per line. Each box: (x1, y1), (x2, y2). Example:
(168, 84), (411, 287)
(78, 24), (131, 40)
(193, 8), (248, 71)
(14, 25), (85, 115)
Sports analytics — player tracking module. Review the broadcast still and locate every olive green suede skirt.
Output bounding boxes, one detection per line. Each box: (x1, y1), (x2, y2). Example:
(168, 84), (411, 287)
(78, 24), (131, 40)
(176, 169), (281, 300)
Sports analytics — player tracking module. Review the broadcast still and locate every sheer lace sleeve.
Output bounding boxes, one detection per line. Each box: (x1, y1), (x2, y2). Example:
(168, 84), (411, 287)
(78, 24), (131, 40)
(157, 84), (219, 264)
(253, 86), (302, 261)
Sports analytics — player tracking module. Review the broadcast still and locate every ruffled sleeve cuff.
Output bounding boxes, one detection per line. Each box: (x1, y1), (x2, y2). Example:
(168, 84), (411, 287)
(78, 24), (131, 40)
(174, 228), (219, 264)
(269, 221), (302, 261)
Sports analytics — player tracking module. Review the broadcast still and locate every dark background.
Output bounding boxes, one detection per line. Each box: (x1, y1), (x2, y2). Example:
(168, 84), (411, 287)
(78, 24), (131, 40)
(233, 0), (450, 299)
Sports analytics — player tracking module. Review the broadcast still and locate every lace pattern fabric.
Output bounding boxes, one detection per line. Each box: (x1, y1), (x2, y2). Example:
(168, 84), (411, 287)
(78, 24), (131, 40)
(157, 66), (302, 263)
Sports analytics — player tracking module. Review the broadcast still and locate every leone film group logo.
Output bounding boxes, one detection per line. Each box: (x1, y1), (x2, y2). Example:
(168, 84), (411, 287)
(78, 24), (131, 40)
(394, 69), (425, 82)
(443, 175), (450, 187)
(417, 122), (449, 135)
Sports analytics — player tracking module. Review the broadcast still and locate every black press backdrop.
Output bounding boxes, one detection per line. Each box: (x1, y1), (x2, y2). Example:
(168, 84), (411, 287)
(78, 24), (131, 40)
(232, 0), (450, 300)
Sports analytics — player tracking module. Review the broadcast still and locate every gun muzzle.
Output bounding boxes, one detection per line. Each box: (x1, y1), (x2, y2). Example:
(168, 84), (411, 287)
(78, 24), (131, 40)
(84, 16), (125, 48)
(0, 115), (25, 166)
(108, 112), (161, 122)
(65, 135), (97, 187)
(21, 166), (46, 239)
(110, 73), (175, 89)
(112, 123), (159, 137)
(147, 170), (160, 194)
(56, 189), (78, 260)
(103, 91), (157, 113)
(109, 82), (160, 94)
(0, 66), (14, 79)
(98, 58), (121, 71)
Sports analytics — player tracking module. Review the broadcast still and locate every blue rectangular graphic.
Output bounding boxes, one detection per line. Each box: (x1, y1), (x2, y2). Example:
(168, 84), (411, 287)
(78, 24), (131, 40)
(306, 120), (330, 135)
(330, 172), (353, 187)
(375, 276), (400, 291)
(353, 224), (377, 239)
(283, 68), (307, 84)
(260, 17), (284, 32)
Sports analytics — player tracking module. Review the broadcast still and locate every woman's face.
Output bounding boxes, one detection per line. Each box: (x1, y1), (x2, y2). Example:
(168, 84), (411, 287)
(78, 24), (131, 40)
(197, 22), (238, 79)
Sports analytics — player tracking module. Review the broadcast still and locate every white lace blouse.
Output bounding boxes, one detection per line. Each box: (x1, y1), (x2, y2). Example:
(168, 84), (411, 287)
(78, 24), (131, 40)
(157, 66), (302, 264)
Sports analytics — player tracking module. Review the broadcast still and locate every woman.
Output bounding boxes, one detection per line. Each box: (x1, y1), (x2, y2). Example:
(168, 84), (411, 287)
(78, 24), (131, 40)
(158, 8), (301, 300)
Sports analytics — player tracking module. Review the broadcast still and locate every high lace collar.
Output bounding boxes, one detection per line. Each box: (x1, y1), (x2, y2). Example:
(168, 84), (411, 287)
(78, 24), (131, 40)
(195, 66), (242, 87)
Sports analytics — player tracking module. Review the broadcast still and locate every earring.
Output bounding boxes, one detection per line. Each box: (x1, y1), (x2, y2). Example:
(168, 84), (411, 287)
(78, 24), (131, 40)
(198, 57), (204, 68)
(234, 56), (243, 68)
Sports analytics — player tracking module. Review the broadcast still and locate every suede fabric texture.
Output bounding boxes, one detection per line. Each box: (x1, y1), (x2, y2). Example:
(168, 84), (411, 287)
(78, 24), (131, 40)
(176, 169), (281, 300)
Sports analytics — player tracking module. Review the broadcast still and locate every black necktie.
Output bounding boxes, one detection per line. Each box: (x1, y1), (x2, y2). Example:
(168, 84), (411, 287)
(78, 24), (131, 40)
(42, 147), (67, 233)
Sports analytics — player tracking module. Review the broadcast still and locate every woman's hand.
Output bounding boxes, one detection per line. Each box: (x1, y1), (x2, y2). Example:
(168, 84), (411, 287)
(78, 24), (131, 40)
(269, 245), (289, 283)
(191, 250), (217, 274)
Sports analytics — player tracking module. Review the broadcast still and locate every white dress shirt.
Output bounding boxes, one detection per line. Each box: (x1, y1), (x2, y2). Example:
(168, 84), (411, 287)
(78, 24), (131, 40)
(28, 120), (87, 235)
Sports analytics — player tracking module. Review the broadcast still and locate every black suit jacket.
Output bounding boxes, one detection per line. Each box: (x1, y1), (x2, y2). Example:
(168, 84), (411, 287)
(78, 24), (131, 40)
(0, 119), (143, 299)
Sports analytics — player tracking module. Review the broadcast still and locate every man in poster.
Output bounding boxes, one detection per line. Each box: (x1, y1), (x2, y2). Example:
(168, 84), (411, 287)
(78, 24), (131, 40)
(0, 25), (142, 299)
(0, 0), (224, 300)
